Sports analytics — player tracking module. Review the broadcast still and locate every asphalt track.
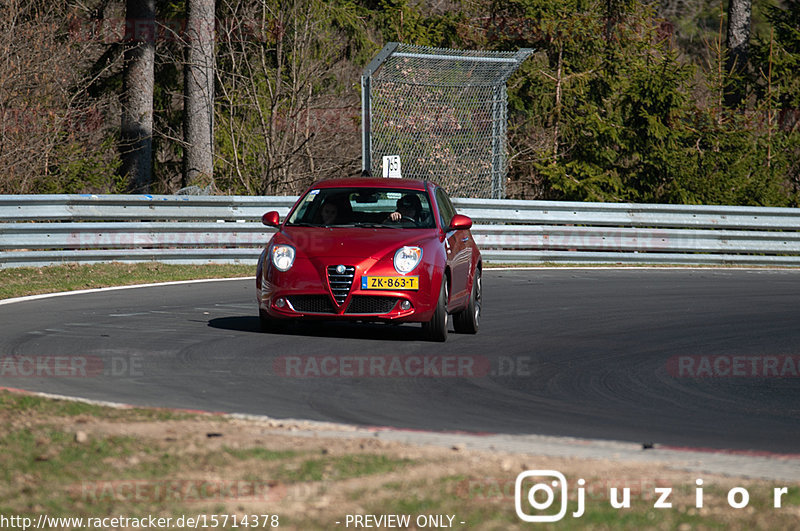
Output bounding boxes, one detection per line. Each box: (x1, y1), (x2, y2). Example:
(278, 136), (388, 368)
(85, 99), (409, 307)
(1, 269), (799, 454)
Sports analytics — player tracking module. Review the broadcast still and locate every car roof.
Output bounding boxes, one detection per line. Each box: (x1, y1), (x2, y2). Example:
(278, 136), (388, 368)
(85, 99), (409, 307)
(311, 177), (430, 191)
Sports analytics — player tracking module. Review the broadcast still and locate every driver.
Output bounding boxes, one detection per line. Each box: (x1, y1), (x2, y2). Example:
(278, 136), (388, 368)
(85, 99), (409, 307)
(387, 194), (422, 223)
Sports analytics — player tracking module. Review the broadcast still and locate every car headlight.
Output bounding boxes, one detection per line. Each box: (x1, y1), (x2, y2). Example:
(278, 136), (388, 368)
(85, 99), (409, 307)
(394, 246), (422, 274)
(271, 244), (296, 272)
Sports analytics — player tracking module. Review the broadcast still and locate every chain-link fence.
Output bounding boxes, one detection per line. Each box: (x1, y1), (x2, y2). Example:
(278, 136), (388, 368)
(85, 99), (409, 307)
(361, 43), (532, 198)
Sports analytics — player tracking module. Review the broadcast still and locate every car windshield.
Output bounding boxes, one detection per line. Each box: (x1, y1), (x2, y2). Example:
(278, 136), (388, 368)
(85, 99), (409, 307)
(286, 187), (436, 229)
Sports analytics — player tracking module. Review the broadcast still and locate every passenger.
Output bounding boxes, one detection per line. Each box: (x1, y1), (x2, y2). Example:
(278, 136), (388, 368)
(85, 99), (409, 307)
(320, 200), (339, 225)
(319, 195), (354, 225)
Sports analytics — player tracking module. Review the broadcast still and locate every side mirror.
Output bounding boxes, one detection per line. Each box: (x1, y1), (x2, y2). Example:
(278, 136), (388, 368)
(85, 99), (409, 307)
(447, 214), (472, 231)
(261, 211), (280, 227)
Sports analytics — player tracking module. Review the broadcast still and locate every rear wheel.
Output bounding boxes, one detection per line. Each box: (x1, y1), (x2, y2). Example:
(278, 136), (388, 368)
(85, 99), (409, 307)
(453, 268), (481, 334)
(423, 279), (448, 342)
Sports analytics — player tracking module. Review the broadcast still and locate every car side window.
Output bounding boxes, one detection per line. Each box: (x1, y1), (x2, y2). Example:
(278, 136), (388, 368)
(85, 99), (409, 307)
(435, 188), (457, 229)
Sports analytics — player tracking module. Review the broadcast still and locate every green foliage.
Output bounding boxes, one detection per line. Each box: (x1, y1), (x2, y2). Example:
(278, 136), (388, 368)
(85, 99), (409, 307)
(480, 0), (693, 202)
(757, 0), (800, 108)
(748, 0), (800, 204)
(665, 111), (789, 206)
(460, 0), (800, 205)
(34, 135), (123, 194)
(366, 0), (463, 47)
(549, 48), (695, 202)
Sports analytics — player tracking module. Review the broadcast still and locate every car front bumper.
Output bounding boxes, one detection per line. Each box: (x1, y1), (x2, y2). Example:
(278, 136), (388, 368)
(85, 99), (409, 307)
(258, 257), (439, 322)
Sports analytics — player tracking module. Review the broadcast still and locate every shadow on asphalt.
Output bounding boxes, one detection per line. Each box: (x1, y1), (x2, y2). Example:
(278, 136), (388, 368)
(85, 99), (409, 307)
(207, 316), (431, 342)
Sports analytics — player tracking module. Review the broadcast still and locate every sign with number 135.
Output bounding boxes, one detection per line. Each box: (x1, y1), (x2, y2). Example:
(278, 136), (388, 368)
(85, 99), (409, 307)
(382, 155), (402, 178)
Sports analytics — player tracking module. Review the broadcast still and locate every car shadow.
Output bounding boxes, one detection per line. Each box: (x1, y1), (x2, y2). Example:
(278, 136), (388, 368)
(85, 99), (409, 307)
(207, 316), (431, 342)
(207, 316), (263, 333)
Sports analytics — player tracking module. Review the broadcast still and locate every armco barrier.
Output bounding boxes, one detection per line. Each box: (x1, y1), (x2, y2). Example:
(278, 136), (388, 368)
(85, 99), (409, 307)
(2, 194), (800, 267)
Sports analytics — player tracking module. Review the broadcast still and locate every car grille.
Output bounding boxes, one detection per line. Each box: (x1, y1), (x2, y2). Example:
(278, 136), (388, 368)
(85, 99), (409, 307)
(346, 296), (398, 314)
(327, 265), (355, 305)
(287, 295), (336, 313)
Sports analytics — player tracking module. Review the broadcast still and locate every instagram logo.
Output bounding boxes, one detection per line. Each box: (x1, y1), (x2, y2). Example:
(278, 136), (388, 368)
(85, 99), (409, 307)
(513, 471), (794, 522)
(514, 470), (570, 522)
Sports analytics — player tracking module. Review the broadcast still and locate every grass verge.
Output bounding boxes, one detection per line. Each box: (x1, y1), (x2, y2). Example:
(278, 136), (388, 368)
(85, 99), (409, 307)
(0, 262), (253, 300)
(0, 390), (416, 530)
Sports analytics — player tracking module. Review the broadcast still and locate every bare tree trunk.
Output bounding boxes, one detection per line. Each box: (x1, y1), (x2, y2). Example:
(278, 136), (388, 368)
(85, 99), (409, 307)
(725, 0), (751, 107)
(183, 0), (215, 188)
(552, 43), (563, 165)
(121, 0), (155, 193)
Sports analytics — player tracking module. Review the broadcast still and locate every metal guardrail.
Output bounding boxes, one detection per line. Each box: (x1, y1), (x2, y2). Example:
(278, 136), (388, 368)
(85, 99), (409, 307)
(0, 195), (293, 221)
(2, 194), (800, 267)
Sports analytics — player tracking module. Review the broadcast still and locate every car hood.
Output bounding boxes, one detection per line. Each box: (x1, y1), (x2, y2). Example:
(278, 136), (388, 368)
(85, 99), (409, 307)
(275, 226), (439, 260)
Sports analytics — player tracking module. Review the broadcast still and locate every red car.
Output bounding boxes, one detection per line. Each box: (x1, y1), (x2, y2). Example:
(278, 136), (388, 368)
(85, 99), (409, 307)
(256, 177), (482, 341)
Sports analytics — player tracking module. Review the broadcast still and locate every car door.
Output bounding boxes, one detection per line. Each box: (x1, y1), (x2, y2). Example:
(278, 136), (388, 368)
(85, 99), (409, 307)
(435, 187), (470, 306)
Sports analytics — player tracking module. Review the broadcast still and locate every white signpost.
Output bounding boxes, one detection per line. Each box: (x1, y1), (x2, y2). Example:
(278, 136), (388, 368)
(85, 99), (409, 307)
(382, 155), (402, 178)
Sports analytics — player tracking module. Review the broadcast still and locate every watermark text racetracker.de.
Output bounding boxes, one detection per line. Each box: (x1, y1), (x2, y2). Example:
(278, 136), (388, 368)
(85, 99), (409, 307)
(0, 355), (143, 378)
(666, 355), (800, 378)
(77, 479), (286, 504)
(514, 470), (795, 523)
(273, 354), (532, 378)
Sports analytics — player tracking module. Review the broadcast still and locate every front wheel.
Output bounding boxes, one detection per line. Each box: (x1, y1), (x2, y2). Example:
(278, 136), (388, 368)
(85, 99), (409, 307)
(422, 279), (448, 342)
(453, 268), (481, 334)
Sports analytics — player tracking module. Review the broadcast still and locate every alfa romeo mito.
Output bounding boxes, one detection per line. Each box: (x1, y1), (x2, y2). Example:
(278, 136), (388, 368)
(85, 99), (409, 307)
(256, 177), (482, 341)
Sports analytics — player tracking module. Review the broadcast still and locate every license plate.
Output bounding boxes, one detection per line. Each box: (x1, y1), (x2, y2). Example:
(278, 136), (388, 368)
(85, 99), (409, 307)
(361, 276), (419, 290)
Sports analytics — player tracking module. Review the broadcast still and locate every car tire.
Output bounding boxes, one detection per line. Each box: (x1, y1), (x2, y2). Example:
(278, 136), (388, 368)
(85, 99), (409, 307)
(453, 268), (481, 334)
(423, 278), (448, 342)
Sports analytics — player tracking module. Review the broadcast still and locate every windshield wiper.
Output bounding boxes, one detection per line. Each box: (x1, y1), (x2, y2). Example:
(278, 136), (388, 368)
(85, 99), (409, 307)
(286, 222), (318, 227)
(350, 222), (392, 228)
